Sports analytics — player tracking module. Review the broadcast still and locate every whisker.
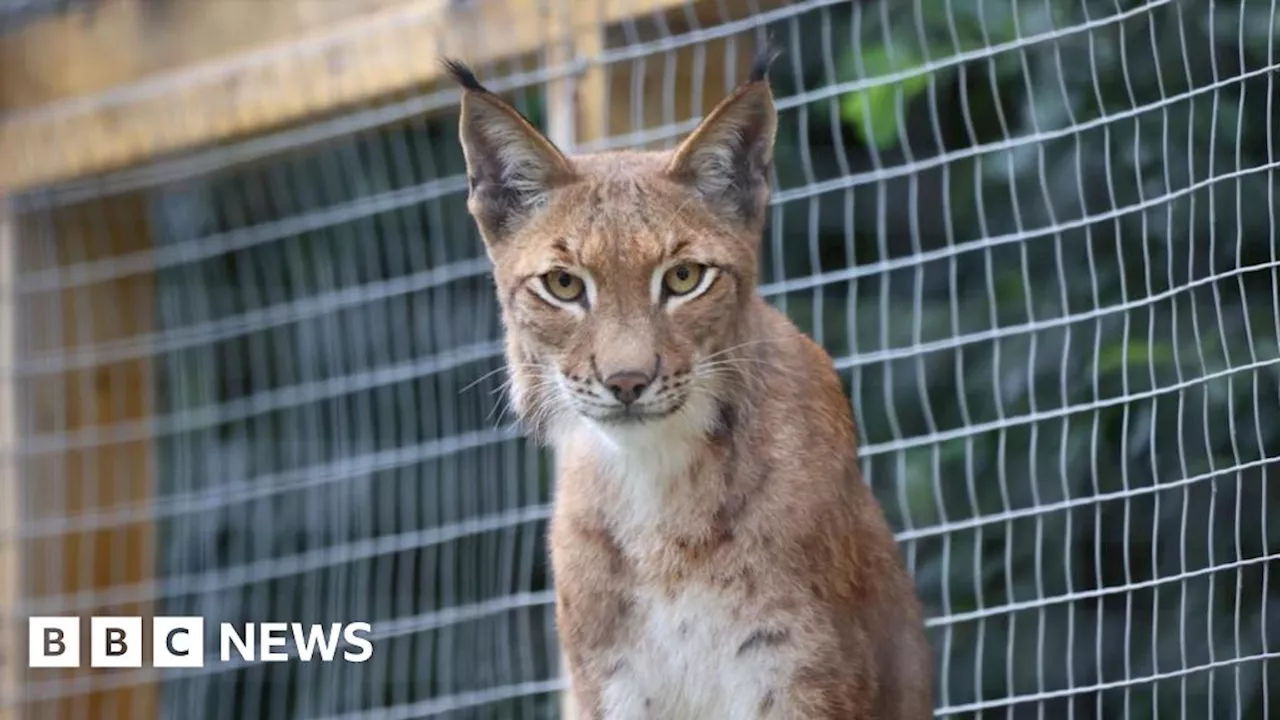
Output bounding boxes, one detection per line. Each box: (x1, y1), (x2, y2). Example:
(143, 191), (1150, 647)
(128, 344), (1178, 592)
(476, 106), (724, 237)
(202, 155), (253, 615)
(460, 366), (511, 395)
(696, 357), (801, 379)
(459, 362), (547, 395)
(698, 334), (801, 363)
(483, 372), (559, 425)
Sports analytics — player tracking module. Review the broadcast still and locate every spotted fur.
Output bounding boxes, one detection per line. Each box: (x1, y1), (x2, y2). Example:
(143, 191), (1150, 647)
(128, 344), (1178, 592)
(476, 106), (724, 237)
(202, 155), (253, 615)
(447, 48), (932, 719)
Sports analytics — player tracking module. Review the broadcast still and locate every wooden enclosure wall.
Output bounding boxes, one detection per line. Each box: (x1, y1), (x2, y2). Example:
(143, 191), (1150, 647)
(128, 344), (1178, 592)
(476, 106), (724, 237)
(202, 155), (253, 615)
(16, 194), (158, 719)
(0, 0), (723, 191)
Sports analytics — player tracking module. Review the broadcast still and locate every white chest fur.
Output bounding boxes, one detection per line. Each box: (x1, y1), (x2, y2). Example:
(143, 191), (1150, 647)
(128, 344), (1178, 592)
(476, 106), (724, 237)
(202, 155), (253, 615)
(570, 406), (793, 719)
(601, 585), (790, 720)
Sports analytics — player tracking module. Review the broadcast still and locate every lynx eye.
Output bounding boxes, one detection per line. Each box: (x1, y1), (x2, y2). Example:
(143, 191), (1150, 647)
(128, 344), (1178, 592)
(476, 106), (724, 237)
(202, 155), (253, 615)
(663, 263), (705, 296)
(542, 270), (586, 302)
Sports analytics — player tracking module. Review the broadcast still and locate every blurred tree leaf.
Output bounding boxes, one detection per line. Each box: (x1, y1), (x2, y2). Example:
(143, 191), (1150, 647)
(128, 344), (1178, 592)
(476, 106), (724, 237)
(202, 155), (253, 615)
(1095, 341), (1175, 376)
(838, 43), (938, 149)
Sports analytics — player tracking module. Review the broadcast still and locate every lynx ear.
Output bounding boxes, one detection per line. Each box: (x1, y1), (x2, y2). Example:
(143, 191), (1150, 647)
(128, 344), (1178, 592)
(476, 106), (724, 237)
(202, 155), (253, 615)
(443, 59), (574, 240)
(666, 47), (779, 225)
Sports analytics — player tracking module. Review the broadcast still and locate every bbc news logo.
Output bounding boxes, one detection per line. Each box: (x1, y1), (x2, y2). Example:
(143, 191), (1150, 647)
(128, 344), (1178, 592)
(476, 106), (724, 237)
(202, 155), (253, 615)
(28, 617), (373, 668)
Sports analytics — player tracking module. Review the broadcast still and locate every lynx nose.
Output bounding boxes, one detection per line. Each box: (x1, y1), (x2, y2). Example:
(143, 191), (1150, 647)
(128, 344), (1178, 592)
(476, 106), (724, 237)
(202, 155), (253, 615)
(604, 371), (651, 405)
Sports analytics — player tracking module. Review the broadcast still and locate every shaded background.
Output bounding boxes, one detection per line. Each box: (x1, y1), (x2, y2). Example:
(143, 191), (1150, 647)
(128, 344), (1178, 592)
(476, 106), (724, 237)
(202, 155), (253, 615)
(0, 0), (1277, 718)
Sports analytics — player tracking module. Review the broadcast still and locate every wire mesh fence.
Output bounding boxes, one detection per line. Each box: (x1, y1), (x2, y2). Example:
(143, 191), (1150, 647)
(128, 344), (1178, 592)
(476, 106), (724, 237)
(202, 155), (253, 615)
(1, 0), (1278, 718)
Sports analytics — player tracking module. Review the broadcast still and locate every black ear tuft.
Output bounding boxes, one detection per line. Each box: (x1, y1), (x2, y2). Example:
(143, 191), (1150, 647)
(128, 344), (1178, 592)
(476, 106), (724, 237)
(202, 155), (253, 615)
(666, 47), (779, 227)
(748, 42), (781, 83)
(441, 58), (489, 93)
(449, 58), (574, 242)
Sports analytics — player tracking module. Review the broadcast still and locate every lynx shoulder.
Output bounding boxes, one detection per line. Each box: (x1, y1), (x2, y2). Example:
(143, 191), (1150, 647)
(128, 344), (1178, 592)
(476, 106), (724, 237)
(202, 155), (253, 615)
(446, 50), (932, 719)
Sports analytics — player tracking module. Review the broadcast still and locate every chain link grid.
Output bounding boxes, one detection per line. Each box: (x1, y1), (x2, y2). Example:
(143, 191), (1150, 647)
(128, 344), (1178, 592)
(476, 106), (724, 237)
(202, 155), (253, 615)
(2, 0), (1277, 717)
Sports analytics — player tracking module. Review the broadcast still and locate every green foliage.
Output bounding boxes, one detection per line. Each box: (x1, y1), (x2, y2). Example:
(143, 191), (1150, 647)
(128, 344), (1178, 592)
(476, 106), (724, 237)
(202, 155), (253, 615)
(766, 0), (1279, 715)
(838, 43), (937, 149)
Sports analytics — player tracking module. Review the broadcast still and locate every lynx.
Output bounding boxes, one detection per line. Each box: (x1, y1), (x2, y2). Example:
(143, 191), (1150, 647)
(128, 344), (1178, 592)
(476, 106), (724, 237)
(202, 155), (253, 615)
(446, 49), (932, 719)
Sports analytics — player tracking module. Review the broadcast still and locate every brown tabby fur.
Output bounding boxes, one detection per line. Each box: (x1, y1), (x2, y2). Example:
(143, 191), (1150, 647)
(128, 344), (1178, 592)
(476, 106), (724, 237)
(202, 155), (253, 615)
(445, 50), (932, 719)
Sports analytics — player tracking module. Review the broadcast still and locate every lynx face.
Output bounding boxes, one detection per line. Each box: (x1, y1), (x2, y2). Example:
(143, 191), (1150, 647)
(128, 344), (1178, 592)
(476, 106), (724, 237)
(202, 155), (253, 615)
(491, 169), (755, 438)
(447, 57), (777, 441)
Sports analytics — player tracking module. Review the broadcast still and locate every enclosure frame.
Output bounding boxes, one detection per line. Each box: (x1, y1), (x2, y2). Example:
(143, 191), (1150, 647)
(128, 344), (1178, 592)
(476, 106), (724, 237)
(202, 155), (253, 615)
(1, 196), (19, 720)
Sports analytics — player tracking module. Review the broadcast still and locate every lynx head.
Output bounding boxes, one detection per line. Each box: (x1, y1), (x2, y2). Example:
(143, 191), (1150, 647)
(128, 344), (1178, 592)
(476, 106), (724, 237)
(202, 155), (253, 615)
(446, 50), (778, 444)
